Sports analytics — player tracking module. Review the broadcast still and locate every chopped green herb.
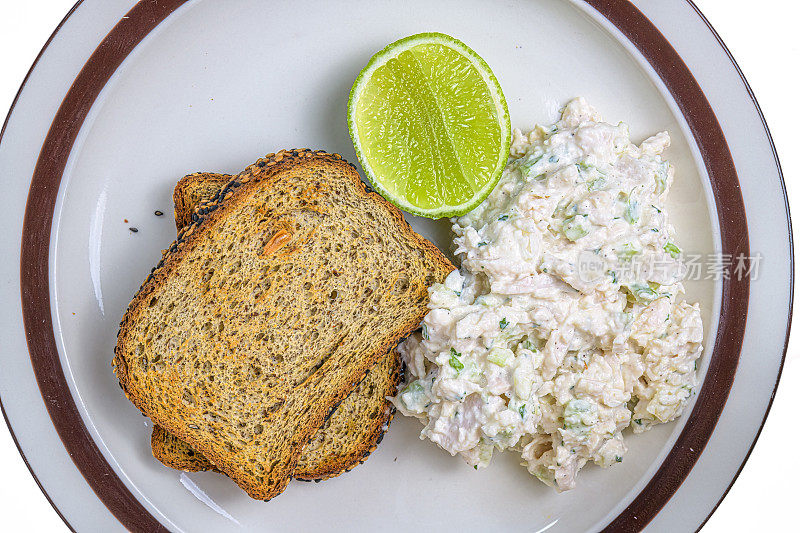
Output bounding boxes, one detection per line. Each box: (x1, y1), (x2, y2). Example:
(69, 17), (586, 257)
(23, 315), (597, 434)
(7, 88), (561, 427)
(478, 242), (488, 247)
(549, 155), (559, 163)
(474, 465), (478, 470)
(664, 242), (681, 258)
(519, 405), (526, 418)
(633, 419), (642, 425)
(421, 324), (430, 340)
(499, 317), (509, 330)
(608, 270), (618, 284)
(498, 214), (509, 221)
(615, 456), (623, 463)
(651, 204), (662, 213)
(449, 348), (464, 371)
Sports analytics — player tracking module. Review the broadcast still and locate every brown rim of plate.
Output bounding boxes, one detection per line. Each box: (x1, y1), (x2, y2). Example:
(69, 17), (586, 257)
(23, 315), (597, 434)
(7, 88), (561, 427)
(0, 1), (787, 532)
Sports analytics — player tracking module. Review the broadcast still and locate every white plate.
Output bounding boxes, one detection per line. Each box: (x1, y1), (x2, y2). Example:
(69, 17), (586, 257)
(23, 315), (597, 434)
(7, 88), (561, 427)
(0, 0), (791, 531)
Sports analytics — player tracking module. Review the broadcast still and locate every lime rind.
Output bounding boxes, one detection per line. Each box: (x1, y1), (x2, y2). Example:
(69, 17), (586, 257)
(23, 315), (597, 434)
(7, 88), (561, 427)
(348, 32), (511, 219)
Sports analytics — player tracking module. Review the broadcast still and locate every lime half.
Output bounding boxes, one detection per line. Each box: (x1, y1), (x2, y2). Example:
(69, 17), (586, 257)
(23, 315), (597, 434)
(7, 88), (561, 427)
(348, 33), (511, 219)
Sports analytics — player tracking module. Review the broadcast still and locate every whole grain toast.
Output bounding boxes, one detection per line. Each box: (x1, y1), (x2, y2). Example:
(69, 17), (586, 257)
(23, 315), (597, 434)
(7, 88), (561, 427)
(151, 351), (401, 477)
(113, 149), (453, 500)
(152, 172), (404, 480)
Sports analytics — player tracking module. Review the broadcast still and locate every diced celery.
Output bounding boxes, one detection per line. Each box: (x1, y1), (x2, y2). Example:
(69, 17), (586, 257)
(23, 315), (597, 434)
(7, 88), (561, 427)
(563, 398), (596, 431)
(588, 177), (606, 191)
(624, 198), (640, 224)
(514, 370), (534, 399)
(616, 243), (639, 262)
(487, 347), (513, 367)
(476, 440), (494, 467)
(476, 294), (505, 307)
(522, 338), (538, 352)
(399, 381), (427, 412)
(402, 381), (423, 396)
(655, 162), (670, 193)
(625, 283), (659, 304)
(563, 215), (589, 242)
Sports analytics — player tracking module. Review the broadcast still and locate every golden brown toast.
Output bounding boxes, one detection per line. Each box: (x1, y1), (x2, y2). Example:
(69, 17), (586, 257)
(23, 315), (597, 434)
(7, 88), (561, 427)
(113, 150), (453, 499)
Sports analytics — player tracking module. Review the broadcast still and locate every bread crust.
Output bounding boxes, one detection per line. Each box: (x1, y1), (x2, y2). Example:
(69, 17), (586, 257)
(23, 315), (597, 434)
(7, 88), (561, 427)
(113, 149), (453, 500)
(172, 172), (233, 230)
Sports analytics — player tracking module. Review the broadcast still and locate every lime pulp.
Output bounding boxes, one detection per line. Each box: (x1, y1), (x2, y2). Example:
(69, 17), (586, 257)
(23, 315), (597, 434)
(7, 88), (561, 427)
(348, 33), (511, 219)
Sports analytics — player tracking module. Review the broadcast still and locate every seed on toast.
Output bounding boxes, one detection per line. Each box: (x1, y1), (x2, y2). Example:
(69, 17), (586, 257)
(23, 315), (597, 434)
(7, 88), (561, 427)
(172, 172), (232, 230)
(113, 149), (453, 500)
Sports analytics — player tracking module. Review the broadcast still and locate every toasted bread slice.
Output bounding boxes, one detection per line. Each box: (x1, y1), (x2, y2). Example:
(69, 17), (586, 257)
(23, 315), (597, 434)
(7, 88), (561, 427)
(114, 149), (453, 500)
(152, 172), (403, 480)
(151, 351), (401, 477)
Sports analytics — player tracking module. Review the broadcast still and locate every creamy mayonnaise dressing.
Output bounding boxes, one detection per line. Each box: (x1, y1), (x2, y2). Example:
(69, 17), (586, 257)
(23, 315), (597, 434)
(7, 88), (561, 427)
(391, 98), (703, 491)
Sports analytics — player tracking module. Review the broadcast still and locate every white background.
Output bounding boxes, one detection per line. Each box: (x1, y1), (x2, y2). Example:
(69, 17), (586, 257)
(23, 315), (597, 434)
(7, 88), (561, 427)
(0, 1), (796, 531)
